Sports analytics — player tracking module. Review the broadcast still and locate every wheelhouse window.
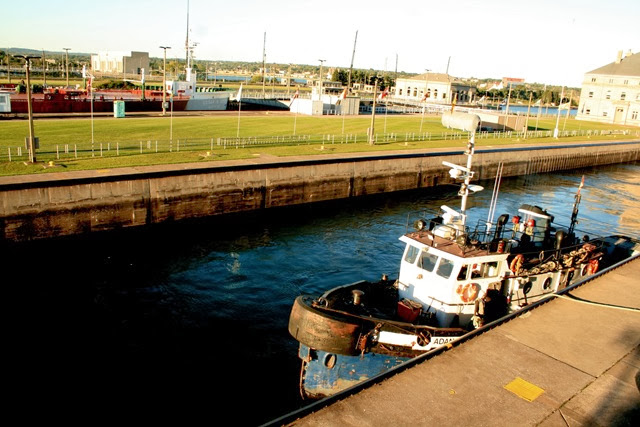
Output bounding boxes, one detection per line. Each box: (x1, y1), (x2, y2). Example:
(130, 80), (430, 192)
(457, 264), (469, 280)
(418, 251), (438, 272)
(436, 258), (455, 279)
(464, 262), (501, 279)
(404, 245), (420, 264)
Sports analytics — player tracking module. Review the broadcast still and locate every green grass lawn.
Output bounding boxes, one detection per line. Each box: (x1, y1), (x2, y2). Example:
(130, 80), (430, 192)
(0, 113), (637, 177)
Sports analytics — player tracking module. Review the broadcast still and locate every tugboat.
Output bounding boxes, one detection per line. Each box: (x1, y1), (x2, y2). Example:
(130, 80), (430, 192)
(287, 112), (640, 399)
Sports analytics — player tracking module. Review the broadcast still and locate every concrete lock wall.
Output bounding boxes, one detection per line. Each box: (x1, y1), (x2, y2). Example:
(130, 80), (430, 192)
(1, 141), (639, 243)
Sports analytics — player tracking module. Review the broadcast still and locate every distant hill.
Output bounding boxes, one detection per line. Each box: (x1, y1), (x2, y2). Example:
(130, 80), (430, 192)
(4, 47), (91, 57)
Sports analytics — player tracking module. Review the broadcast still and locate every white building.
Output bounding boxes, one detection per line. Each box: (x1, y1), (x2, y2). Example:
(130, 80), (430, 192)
(576, 50), (640, 127)
(91, 51), (149, 75)
(0, 92), (11, 113)
(394, 72), (476, 104)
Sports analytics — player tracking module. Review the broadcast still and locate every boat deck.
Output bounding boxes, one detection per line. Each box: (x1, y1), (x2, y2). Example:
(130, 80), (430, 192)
(273, 256), (640, 426)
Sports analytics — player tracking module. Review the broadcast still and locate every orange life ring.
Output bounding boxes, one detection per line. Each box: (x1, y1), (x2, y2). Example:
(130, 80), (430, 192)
(456, 283), (479, 303)
(510, 254), (524, 274)
(585, 258), (599, 275)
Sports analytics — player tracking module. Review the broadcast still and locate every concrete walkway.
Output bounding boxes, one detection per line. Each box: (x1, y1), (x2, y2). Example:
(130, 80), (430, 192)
(279, 258), (640, 426)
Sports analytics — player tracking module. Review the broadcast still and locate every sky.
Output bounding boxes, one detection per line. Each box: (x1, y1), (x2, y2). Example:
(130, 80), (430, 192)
(2, 0), (639, 88)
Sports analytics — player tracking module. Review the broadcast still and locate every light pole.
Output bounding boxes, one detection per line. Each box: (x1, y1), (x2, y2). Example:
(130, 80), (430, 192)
(318, 59), (325, 98)
(369, 77), (378, 145)
(554, 86), (564, 139)
(63, 48), (71, 87)
(420, 68), (431, 133)
(15, 55), (40, 163)
(159, 46), (171, 116)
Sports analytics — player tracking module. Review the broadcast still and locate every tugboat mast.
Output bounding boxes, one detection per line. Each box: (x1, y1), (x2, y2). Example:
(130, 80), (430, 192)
(441, 112), (481, 226)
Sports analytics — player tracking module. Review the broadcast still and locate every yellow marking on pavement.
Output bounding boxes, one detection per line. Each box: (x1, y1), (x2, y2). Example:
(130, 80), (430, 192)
(504, 377), (544, 402)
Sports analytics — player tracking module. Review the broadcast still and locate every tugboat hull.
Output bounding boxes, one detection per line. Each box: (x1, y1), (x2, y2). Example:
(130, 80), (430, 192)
(297, 344), (409, 399)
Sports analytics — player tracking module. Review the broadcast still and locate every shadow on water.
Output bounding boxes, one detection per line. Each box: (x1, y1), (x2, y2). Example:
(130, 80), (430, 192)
(2, 162), (639, 424)
(1, 187), (459, 423)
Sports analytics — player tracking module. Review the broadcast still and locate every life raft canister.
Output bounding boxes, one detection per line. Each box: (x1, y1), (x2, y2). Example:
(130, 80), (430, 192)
(456, 283), (479, 303)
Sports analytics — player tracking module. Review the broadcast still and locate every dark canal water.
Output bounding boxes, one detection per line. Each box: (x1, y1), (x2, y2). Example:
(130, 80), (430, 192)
(4, 161), (639, 424)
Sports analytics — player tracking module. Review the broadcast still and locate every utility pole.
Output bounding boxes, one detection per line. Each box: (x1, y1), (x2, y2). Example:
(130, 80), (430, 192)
(63, 48), (71, 87)
(15, 55), (40, 163)
(159, 46), (171, 116)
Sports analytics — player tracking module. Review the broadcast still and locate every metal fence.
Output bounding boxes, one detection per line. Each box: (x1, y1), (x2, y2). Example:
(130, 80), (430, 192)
(1, 128), (638, 163)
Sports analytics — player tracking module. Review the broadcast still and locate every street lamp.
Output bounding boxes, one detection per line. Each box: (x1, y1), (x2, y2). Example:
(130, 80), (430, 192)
(63, 48), (71, 87)
(159, 46), (171, 116)
(15, 54), (40, 163)
(318, 59), (326, 98)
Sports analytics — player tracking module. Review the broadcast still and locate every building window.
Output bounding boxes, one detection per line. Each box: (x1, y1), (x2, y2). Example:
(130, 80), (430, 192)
(624, 80), (629, 85)
(591, 77), (596, 82)
(406, 87), (410, 97)
(621, 92), (626, 100)
(398, 88), (403, 95)
(603, 111), (608, 117)
(588, 91), (593, 98)
(585, 109), (591, 115)
(632, 111), (638, 120)
(413, 88), (418, 97)
(609, 78), (614, 84)
(606, 90), (611, 100)
(434, 89), (438, 98)
(442, 92), (447, 99)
